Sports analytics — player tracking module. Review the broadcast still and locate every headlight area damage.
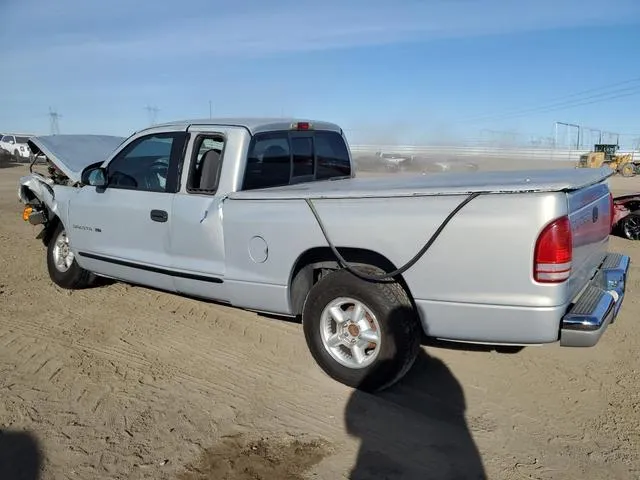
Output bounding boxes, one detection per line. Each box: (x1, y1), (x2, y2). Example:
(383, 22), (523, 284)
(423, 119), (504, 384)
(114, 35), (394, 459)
(18, 134), (126, 241)
(18, 171), (63, 243)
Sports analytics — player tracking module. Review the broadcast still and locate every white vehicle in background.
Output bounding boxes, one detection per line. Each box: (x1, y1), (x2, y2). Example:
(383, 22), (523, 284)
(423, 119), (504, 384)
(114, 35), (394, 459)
(0, 134), (33, 160)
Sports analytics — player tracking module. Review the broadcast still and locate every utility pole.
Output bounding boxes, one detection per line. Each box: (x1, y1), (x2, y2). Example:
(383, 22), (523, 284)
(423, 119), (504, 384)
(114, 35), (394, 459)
(145, 105), (159, 125)
(48, 107), (61, 135)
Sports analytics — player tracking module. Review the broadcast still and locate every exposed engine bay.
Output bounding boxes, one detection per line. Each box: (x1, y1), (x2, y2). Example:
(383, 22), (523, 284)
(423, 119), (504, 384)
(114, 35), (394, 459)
(44, 159), (76, 186)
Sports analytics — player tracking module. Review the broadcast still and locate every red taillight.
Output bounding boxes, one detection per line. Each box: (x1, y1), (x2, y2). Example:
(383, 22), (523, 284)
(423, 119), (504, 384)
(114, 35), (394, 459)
(534, 216), (573, 283)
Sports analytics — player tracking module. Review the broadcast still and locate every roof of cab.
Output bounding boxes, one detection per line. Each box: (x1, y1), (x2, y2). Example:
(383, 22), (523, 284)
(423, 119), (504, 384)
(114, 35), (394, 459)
(141, 117), (343, 135)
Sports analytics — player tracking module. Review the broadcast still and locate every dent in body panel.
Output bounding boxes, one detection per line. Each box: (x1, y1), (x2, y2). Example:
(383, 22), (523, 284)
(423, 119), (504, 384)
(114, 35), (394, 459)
(169, 194), (228, 301)
(19, 176), (74, 229)
(52, 185), (74, 233)
(170, 195), (226, 275)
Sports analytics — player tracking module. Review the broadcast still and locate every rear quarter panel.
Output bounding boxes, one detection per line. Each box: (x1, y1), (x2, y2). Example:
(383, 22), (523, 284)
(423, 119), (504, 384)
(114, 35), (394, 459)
(222, 191), (571, 314)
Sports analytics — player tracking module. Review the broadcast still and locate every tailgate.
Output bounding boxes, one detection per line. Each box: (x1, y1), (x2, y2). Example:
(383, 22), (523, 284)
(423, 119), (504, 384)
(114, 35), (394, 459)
(566, 181), (612, 300)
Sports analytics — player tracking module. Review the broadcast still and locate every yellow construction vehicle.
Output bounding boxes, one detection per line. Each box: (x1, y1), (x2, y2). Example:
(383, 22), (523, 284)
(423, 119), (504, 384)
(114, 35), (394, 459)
(577, 144), (639, 177)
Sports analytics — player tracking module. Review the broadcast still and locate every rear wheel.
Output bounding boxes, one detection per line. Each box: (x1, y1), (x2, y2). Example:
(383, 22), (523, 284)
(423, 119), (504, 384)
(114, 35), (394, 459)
(46, 222), (96, 289)
(302, 268), (421, 392)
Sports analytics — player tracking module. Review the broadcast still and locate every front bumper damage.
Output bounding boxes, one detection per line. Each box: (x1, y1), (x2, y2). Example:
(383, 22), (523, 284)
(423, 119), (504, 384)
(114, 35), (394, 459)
(560, 253), (631, 347)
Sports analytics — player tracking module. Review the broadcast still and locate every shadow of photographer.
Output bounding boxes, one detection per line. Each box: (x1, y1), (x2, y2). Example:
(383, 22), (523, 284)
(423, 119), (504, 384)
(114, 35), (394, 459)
(345, 349), (486, 479)
(0, 429), (43, 480)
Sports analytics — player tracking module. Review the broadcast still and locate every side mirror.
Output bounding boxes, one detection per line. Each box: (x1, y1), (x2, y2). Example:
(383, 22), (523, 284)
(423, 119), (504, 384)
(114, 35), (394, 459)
(9, 140), (14, 144)
(81, 166), (107, 187)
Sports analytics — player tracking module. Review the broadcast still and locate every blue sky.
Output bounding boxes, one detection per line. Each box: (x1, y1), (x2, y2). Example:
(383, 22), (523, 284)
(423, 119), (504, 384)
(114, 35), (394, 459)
(2, 0), (640, 148)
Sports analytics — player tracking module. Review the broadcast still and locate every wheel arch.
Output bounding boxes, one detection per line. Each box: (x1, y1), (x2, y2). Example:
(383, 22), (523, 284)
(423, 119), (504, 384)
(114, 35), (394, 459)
(42, 214), (62, 247)
(288, 246), (416, 316)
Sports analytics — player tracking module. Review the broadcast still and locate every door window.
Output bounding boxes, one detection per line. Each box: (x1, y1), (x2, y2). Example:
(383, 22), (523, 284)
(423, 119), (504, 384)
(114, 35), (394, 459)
(186, 135), (226, 193)
(106, 133), (185, 193)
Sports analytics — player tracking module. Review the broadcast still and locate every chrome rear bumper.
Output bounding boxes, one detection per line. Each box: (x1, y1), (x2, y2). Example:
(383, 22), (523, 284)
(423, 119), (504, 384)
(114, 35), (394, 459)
(560, 253), (630, 347)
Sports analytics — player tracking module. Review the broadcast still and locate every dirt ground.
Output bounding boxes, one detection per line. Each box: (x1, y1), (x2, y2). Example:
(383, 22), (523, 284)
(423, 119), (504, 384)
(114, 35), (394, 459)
(1, 160), (639, 480)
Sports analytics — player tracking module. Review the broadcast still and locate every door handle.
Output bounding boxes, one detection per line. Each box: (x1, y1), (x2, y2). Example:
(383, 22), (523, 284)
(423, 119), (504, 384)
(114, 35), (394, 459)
(150, 209), (168, 223)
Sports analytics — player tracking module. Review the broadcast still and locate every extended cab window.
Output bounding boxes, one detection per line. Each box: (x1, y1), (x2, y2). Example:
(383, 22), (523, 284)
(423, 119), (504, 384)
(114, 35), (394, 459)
(242, 130), (351, 190)
(186, 135), (225, 193)
(106, 132), (186, 193)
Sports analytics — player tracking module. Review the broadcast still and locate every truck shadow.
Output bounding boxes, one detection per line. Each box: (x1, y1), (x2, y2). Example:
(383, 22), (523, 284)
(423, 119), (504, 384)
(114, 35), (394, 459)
(422, 336), (525, 354)
(344, 351), (487, 479)
(0, 429), (43, 480)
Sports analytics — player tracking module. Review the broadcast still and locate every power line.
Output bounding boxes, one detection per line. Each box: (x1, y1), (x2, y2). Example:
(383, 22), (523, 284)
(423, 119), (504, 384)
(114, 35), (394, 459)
(461, 86), (640, 124)
(528, 76), (640, 105)
(459, 76), (640, 124)
(511, 88), (640, 120)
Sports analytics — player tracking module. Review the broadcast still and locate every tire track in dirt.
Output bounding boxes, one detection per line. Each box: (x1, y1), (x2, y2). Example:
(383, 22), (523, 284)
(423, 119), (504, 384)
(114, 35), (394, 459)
(1, 293), (304, 395)
(0, 290), (349, 420)
(2, 283), (357, 475)
(0, 291), (352, 447)
(0, 314), (251, 409)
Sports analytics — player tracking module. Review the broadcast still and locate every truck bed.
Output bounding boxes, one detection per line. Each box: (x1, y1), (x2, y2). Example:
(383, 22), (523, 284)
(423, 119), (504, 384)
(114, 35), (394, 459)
(229, 167), (613, 200)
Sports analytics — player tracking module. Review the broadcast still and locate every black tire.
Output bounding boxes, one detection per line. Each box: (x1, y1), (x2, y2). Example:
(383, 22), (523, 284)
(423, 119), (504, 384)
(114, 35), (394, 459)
(620, 213), (640, 240)
(302, 268), (421, 392)
(46, 221), (96, 289)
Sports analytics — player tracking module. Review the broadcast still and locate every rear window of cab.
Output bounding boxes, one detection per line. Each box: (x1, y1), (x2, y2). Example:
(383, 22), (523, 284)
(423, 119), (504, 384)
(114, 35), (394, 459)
(242, 130), (351, 190)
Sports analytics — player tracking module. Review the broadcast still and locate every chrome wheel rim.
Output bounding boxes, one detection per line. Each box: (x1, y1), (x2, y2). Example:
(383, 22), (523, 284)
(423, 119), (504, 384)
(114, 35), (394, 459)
(623, 215), (640, 240)
(319, 297), (381, 369)
(52, 229), (74, 272)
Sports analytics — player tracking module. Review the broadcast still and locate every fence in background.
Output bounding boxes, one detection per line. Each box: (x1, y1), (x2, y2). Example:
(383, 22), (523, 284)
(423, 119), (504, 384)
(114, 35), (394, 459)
(349, 145), (637, 163)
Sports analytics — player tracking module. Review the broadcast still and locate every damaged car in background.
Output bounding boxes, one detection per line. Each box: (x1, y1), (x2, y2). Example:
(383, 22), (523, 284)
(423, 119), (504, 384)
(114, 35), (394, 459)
(612, 192), (640, 240)
(17, 118), (631, 392)
(353, 150), (479, 174)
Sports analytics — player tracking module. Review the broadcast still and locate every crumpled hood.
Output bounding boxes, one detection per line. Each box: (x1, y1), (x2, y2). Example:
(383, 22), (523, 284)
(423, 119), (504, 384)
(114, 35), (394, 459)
(28, 134), (127, 183)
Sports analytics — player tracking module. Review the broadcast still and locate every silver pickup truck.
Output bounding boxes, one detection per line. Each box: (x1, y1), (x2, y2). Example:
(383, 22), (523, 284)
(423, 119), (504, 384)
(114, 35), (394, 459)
(18, 118), (630, 392)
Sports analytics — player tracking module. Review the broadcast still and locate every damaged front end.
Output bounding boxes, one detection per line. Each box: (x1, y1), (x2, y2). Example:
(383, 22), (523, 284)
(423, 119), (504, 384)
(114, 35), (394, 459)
(17, 133), (126, 243)
(18, 170), (64, 244)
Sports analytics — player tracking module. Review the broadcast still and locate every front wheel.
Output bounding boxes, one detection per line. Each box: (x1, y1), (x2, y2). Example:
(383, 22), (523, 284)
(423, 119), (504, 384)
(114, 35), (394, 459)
(302, 268), (421, 392)
(46, 222), (96, 289)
